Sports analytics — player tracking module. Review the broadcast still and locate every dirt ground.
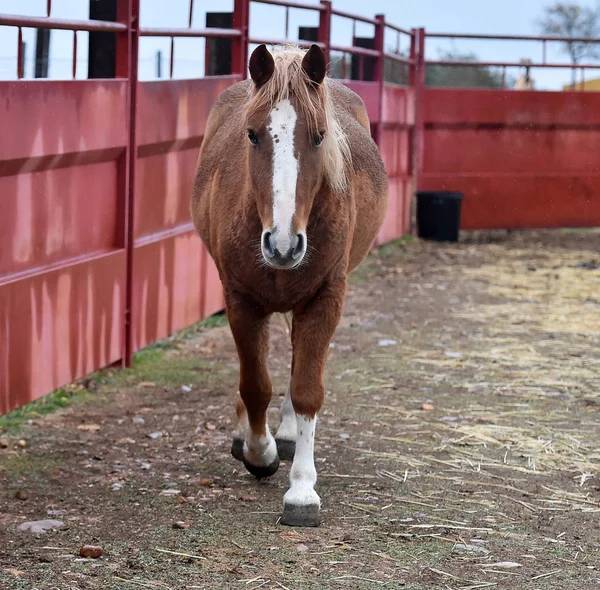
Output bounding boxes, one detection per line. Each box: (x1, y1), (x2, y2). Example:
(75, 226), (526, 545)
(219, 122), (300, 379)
(1, 230), (599, 590)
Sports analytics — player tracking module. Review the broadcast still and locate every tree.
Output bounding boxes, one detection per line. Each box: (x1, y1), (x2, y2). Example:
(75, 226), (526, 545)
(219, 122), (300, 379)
(538, 2), (600, 86)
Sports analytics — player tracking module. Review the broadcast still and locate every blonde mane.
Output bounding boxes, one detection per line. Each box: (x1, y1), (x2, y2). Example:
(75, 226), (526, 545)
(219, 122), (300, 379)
(246, 46), (351, 193)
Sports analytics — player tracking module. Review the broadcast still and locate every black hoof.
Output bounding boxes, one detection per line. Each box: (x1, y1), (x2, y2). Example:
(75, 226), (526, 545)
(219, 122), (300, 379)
(275, 438), (296, 461)
(280, 502), (321, 527)
(231, 438), (244, 461)
(242, 455), (280, 480)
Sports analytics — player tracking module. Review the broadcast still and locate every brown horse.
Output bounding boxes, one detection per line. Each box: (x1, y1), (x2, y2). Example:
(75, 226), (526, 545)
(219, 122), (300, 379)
(191, 44), (388, 526)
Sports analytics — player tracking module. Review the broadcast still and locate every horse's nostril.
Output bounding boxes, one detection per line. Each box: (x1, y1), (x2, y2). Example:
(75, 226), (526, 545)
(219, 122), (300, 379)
(292, 233), (305, 260)
(262, 231), (275, 258)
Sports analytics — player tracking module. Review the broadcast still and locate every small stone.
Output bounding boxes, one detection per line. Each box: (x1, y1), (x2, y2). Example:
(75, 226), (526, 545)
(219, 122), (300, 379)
(453, 544), (490, 555)
(378, 339), (397, 347)
(140, 462), (151, 470)
(18, 519), (64, 534)
(77, 424), (101, 432)
(132, 416), (145, 425)
(17, 439), (27, 448)
(160, 489), (181, 496)
(339, 433), (350, 439)
(148, 431), (163, 439)
(181, 385), (192, 393)
(205, 423), (216, 431)
(14, 490), (28, 501)
(79, 545), (103, 559)
(0, 439), (8, 448)
(200, 479), (213, 487)
(172, 521), (190, 529)
(296, 543), (309, 552)
(112, 482), (123, 491)
(421, 403), (435, 411)
(444, 351), (463, 359)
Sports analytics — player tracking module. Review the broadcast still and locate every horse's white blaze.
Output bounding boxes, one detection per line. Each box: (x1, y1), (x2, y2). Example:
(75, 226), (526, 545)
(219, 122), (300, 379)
(275, 384), (296, 442)
(244, 427), (278, 467)
(283, 415), (320, 507)
(269, 99), (298, 254)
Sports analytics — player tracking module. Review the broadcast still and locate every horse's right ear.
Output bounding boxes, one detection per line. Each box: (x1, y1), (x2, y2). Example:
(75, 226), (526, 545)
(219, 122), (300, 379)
(249, 45), (275, 88)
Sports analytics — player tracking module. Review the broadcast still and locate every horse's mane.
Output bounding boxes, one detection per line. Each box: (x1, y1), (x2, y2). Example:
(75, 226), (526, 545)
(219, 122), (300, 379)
(246, 45), (351, 193)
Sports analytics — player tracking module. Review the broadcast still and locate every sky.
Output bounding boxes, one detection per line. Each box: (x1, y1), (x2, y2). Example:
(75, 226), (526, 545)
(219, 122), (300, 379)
(1, 0), (599, 88)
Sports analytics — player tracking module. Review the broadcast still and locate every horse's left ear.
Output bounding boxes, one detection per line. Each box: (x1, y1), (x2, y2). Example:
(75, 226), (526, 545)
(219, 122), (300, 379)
(302, 44), (326, 85)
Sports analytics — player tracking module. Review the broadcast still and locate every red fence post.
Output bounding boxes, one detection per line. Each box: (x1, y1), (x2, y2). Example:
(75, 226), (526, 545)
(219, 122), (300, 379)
(318, 1), (332, 69)
(232, 0), (250, 77)
(116, 0), (140, 367)
(373, 14), (385, 147)
(413, 28), (425, 193)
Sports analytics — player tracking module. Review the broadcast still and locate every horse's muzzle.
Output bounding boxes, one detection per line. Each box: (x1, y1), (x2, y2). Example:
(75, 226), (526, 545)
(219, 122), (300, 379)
(261, 228), (306, 269)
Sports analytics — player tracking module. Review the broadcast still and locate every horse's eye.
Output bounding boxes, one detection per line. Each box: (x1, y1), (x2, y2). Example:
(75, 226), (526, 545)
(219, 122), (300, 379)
(313, 132), (325, 147)
(247, 130), (259, 145)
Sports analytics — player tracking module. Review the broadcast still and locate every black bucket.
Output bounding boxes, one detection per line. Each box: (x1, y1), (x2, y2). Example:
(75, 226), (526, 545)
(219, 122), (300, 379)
(416, 191), (463, 242)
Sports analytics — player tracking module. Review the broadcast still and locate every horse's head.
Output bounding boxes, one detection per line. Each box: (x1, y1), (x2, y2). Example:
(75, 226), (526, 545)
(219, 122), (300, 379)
(245, 44), (348, 270)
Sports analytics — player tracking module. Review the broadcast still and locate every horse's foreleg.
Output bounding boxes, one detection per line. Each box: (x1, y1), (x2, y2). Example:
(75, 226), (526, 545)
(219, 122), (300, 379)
(281, 279), (345, 527)
(231, 392), (248, 461)
(226, 295), (279, 479)
(275, 383), (296, 461)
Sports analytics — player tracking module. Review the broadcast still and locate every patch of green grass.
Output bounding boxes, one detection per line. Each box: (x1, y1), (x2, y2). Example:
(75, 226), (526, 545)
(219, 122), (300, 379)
(376, 235), (415, 259)
(0, 453), (59, 476)
(0, 387), (90, 434)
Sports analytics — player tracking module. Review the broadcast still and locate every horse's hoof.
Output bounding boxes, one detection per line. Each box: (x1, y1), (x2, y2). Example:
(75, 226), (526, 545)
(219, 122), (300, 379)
(275, 438), (296, 461)
(242, 455), (280, 479)
(231, 438), (244, 461)
(280, 502), (321, 527)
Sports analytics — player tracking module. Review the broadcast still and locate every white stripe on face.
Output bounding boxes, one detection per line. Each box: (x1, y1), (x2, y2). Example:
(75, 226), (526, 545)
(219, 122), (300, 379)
(269, 99), (298, 255)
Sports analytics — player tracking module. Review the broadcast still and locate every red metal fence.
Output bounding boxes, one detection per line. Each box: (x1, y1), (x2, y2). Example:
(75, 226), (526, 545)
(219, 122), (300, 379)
(419, 31), (600, 229)
(1, 1), (599, 414)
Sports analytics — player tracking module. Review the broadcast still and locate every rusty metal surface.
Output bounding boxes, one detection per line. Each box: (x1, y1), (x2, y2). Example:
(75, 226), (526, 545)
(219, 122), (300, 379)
(420, 88), (600, 230)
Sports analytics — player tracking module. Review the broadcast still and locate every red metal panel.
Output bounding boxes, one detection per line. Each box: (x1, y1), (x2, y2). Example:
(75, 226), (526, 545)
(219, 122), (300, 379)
(423, 129), (600, 175)
(0, 252), (125, 414)
(0, 162), (120, 277)
(0, 80), (128, 413)
(0, 81), (127, 170)
(377, 84), (414, 242)
(131, 77), (241, 352)
(419, 175), (600, 230)
(420, 88), (600, 230)
(132, 232), (204, 351)
(423, 88), (600, 127)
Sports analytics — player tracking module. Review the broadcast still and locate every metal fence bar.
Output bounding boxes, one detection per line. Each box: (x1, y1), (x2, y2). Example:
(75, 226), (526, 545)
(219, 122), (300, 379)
(0, 13), (127, 32)
(253, 0), (325, 10)
(428, 59), (600, 69)
(427, 31), (600, 43)
(139, 27), (242, 38)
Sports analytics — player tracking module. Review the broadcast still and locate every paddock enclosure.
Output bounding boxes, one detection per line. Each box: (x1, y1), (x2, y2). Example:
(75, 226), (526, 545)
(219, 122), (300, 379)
(1, 0), (600, 414)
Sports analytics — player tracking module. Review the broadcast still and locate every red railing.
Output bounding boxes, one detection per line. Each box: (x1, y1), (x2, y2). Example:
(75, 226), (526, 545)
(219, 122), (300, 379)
(424, 31), (600, 90)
